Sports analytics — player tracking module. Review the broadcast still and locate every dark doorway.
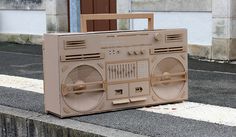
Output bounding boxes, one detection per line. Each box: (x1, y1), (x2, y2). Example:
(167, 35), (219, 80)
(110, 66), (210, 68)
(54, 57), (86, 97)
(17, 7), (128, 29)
(80, 0), (117, 32)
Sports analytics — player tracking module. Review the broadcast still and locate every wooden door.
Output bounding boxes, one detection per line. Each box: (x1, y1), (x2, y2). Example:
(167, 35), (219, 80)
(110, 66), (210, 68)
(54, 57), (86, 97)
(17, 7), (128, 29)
(80, 0), (117, 32)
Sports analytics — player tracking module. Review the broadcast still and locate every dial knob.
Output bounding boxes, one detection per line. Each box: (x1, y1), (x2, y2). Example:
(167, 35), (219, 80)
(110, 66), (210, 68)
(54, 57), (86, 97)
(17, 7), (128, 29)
(154, 33), (162, 41)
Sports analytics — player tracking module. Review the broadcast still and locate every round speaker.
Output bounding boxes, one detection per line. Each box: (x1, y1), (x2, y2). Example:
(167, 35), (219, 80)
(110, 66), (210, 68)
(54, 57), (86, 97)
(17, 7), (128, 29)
(63, 65), (104, 112)
(151, 57), (186, 100)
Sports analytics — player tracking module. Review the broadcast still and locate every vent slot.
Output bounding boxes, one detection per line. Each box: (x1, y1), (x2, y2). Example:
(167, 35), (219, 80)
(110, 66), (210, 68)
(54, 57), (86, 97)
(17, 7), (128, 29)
(107, 62), (137, 81)
(166, 34), (183, 42)
(61, 53), (104, 61)
(150, 46), (184, 54)
(64, 40), (86, 49)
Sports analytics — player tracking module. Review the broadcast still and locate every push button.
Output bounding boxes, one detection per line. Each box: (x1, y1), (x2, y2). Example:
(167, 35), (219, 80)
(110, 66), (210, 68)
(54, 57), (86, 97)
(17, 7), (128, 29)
(134, 51), (139, 55)
(140, 50), (145, 55)
(128, 51), (133, 55)
(128, 50), (145, 56)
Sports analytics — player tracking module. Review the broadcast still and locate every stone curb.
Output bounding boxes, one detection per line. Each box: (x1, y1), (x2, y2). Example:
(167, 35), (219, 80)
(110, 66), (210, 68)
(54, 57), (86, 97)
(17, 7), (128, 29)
(0, 105), (146, 137)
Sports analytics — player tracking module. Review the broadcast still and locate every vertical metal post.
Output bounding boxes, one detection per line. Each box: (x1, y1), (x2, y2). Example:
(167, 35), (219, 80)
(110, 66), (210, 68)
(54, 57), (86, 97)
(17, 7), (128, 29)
(70, 0), (81, 32)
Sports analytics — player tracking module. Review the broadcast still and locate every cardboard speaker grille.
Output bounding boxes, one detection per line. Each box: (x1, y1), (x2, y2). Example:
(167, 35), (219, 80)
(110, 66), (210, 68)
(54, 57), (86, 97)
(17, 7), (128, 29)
(43, 29), (188, 118)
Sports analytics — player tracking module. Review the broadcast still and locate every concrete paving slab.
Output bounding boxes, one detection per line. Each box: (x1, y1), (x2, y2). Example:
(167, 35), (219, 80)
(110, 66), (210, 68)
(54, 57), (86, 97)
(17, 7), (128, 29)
(140, 101), (236, 126)
(0, 85), (236, 136)
(75, 108), (236, 137)
(0, 74), (43, 94)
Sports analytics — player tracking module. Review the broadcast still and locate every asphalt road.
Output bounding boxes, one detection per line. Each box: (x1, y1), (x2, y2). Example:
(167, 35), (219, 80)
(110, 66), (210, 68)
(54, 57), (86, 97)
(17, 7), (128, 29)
(0, 42), (236, 137)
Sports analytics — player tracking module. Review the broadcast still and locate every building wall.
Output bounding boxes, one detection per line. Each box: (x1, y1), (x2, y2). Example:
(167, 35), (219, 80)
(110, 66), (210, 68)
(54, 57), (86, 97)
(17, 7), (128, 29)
(0, 0), (213, 46)
(0, 0), (45, 10)
(132, 12), (212, 46)
(131, 0), (212, 12)
(0, 0), (46, 44)
(130, 0), (212, 46)
(0, 0), (233, 60)
(0, 10), (46, 35)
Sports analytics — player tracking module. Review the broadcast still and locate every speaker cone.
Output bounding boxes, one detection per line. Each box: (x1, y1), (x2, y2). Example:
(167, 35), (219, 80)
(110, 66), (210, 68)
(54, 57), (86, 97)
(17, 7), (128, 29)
(151, 57), (186, 100)
(62, 65), (104, 112)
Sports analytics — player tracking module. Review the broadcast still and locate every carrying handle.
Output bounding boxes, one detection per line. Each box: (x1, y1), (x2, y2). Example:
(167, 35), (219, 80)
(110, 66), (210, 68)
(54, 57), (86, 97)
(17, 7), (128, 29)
(80, 13), (154, 32)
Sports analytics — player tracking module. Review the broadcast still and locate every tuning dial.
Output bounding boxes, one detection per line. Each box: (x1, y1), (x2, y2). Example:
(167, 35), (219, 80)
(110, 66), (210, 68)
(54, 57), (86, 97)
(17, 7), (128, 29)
(154, 33), (162, 41)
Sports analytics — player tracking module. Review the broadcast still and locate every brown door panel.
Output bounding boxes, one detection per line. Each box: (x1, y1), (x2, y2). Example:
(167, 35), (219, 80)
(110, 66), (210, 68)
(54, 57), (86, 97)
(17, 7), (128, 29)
(109, 0), (117, 30)
(80, 0), (94, 31)
(80, 0), (117, 32)
(93, 0), (110, 31)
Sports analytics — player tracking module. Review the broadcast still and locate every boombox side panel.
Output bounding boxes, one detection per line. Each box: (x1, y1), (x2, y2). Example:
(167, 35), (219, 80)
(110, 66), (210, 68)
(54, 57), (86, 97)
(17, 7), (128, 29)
(43, 35), (61, 115)
(183, 52), (189, 100)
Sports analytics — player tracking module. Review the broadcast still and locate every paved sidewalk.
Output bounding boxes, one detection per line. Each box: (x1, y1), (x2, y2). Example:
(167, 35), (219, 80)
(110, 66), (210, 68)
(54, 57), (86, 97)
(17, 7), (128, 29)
(0, 42), (236, 137)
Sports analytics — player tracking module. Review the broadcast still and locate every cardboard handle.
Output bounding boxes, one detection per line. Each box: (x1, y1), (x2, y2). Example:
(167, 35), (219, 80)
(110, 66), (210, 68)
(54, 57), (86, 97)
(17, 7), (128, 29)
(80, 13), (154, 32)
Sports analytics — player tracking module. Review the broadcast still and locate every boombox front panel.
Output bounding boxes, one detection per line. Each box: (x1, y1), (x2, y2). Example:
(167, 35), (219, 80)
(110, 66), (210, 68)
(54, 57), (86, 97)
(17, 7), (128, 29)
(43, 29), (188, 118)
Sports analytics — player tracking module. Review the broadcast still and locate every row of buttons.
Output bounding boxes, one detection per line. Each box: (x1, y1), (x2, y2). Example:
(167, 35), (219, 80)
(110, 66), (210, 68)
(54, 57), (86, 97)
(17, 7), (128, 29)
(128, 50), (145, 55)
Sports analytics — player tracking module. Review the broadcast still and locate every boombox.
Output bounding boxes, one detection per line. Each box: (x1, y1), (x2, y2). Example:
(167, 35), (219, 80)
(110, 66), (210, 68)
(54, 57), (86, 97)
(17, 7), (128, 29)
(43, 29), (188, 118)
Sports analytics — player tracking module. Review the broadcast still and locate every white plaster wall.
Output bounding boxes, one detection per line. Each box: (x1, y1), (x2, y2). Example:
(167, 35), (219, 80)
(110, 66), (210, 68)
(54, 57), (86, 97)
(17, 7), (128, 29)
(132, 12), (212, 45)
(0, 10), (46, 35)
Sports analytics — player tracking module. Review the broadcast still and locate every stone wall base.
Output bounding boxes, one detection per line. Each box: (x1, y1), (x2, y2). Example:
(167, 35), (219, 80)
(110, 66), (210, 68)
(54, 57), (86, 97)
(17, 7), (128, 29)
(190, 40), (236, 61)
(189, 44), (212, 59)
(212, 38), (236, 61)
(0, 33), (42, 45)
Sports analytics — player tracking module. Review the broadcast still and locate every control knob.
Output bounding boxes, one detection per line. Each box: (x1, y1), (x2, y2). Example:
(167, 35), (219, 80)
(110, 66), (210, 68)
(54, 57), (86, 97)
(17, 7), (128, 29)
(154, 33), (162, 41)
